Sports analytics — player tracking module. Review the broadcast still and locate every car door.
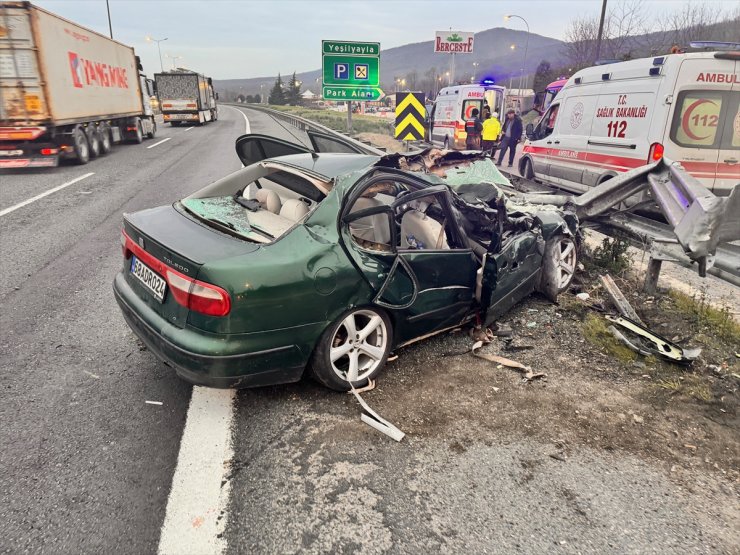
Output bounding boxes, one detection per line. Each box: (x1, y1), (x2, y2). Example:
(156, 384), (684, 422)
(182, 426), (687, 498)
(479, 226), (545, 325)
(340, 177), (478, 343)
(235, 134), (312, 166)
(306, 130), (367, 154)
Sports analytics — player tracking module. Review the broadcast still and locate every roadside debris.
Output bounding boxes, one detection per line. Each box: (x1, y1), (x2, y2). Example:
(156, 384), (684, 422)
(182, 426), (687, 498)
(606, 315), (701, 363)
(599, 274), (644, 324)
(348, 382), (405, 442)
(472, 340), (546, 382)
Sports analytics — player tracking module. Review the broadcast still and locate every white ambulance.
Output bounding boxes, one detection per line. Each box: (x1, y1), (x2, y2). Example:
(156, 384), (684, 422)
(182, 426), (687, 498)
(519, 50), (739, 195)
(429, 82), (506, 149)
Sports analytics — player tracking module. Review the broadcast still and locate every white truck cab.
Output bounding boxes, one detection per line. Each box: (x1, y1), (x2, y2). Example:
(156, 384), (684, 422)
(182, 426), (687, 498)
(430, 83), (506, 149)
(519, 50), (739, 195)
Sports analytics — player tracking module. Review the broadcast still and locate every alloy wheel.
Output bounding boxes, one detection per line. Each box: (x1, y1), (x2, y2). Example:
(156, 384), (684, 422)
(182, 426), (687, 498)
(555, 237), (577, 290)
(329, 309), (388, 383)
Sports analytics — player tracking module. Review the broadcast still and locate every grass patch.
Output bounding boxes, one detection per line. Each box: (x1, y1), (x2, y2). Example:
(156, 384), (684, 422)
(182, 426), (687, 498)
(655, 375), (712, 402)
(582, 312), (637, 364)
(669, 289), (740, 344)
(267, 105), (394, 136)
(584, 237), (632, 276)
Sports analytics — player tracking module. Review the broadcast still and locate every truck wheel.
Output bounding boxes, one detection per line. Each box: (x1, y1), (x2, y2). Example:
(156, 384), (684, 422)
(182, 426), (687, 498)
(99, 125), (112, 154)
(72, 128), (90, 165)
(146, 121), (156, 139)
(132, 120), (143, 144)
(310, 307), (392, 391)
(86, 126), (100, 159)
(443, 136), (449, 149)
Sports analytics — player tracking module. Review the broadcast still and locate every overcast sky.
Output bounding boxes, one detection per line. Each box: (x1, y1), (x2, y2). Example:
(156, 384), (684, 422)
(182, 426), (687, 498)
(35, 0), (738, 80)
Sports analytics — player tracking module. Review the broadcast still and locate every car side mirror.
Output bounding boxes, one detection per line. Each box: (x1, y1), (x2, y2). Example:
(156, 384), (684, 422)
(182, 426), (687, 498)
(525, 123), (534, 139)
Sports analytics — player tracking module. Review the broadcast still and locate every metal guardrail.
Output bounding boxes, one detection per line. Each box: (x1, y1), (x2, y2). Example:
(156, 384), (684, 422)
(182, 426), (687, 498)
(500, 167), (740, 289)
(223, 103), (386, 156)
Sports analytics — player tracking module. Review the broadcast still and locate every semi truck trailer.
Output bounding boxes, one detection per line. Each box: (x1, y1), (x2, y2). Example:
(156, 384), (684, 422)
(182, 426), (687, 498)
(0, 1), (157, 168)
(154, 71), (218, 126)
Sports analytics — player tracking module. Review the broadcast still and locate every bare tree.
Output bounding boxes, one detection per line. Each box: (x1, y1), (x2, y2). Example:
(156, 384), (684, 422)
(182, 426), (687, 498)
(644, 2), (739, 54)
(602, 1), (648, 60)
(564, 16), (601, 70)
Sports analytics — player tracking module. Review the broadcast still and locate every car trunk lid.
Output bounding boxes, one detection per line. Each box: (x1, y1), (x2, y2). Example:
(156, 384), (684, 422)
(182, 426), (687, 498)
(122, 205), (259, 327)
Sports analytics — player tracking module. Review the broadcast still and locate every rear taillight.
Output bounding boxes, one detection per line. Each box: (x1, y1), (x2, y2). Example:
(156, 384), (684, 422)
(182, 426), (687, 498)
(648, 142), (664, 162)
(162, 103), (172, 108)
(186, 103), (197, 108)
(122, 230), (231, 317)
(40, 148), (58, 155)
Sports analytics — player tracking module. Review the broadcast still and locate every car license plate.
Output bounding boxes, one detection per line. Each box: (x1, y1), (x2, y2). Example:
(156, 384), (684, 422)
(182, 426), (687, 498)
(130, 256), (166, 302)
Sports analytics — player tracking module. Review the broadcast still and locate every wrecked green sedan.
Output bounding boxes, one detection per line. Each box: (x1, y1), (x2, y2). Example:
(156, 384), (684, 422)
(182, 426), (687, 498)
(113, 134), (579, 390)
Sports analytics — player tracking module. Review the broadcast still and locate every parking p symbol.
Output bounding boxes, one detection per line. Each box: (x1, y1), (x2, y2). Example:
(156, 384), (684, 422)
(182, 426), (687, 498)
(334, 63), (349, 80)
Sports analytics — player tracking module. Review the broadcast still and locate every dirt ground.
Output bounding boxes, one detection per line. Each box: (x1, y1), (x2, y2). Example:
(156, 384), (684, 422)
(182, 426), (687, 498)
(354, 248), (739, 542)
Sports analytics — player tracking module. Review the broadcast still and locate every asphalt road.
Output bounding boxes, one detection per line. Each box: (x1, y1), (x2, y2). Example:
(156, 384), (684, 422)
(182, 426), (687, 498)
(1, 106), (736, 554)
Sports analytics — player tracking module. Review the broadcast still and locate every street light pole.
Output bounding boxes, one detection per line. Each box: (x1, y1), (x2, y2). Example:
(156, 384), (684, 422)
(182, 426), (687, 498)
(146, 36), (168, 72)
(505, 14), (530, 92)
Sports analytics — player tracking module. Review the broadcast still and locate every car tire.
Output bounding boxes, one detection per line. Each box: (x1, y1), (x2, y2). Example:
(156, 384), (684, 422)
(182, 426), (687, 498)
(538, 234), (578, 302)
(310, 307), (393, 391)
(443, 136), (449, 150)
(171, 121), (181, 127)
(99, 124), (112, 154)
(521, 157), (534, 180)
(85, 126), (100, 158)
(71, 128), (90, 165)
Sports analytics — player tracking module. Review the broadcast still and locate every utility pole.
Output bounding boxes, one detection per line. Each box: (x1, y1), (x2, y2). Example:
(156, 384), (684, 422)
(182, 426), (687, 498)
(105, 0), (113, 39)
(595, 0), (608, 63)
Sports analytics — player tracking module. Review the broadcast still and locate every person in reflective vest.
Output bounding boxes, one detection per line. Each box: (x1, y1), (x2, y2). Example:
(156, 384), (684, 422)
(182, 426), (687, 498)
(481, 111), (501, 155)
(465, 108), (483, 150)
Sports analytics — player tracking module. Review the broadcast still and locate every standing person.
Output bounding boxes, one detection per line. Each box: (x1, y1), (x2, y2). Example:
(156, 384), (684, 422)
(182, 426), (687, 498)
(464, 108), (483, 150)
(481, 111), (501, 155)
(496, 109), (523, 168)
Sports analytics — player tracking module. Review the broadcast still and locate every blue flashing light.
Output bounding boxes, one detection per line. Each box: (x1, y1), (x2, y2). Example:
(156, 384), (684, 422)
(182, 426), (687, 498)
(480, 77), (495, 85)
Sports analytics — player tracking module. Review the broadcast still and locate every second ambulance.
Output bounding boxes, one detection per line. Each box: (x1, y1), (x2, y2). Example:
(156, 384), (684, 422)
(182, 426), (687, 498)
(519, 50), (739, 195)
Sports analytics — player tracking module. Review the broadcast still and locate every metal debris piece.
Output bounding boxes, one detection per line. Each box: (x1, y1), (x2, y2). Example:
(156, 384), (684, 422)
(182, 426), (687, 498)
(472, 341), (546, 381)
(347, 378), (376, 394)
(608, 325), (652, 357)
(599, 275), (643, 325)
(348, 383), (405, 442)
(605, 315), (700, 363)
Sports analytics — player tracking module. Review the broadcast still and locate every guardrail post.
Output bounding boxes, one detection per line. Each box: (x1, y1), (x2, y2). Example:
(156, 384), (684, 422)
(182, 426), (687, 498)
(643, 257), (662, 294)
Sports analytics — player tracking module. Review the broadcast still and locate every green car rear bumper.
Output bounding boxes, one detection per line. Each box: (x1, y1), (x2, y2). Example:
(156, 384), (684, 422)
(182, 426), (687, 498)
(113, 273), (315, 388)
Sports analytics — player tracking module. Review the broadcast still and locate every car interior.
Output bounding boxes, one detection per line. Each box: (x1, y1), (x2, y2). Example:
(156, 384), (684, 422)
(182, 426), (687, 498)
(346, 181), (455, 253)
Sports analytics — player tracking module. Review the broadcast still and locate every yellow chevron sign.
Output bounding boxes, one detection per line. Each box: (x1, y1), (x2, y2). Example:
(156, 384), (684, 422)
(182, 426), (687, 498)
(395, 92), (425, 141)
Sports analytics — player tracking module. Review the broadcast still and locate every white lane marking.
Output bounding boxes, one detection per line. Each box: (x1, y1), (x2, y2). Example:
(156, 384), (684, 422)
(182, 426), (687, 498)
(147, 137), (172, 149)
(0, 172), (94, 217)
(227, 105), (251, 135)
(184, 126), (195, 132)
(159, 106), (249, 553)
(145, 400), (163, 406)
(158, 387), (236, 555)
(226, 105), (250, 167)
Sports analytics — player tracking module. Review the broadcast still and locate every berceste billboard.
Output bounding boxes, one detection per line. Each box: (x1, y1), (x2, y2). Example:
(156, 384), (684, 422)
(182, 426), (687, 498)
(434, 31), (474, 53)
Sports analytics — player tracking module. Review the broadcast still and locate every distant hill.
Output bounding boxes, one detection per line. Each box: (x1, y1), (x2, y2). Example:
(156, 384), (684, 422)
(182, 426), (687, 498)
(215, 27), (568, 99)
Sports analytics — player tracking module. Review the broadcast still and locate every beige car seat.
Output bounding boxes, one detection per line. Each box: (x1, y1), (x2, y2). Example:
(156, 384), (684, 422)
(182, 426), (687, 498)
(400, 209), (449, 249)
(280, 199), (310, 222)
(255, 189), (282, 214)
(348, 197), (391, 244)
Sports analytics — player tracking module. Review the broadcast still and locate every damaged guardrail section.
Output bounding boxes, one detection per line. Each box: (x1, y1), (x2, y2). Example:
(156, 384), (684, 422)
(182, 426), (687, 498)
(511, 158), (739, 277)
